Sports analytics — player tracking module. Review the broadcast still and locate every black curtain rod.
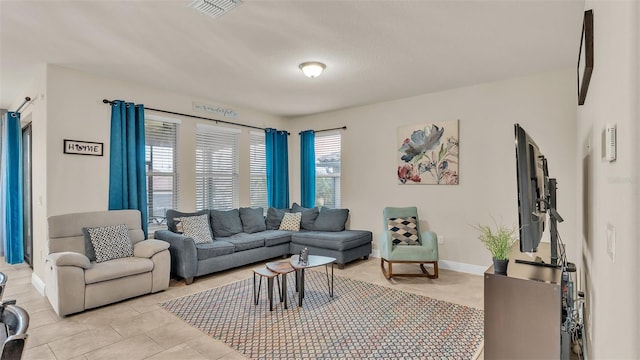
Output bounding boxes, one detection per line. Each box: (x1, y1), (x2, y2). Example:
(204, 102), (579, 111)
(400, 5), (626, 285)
(102, 99), (290, 135)
(15, 96), (32, 113)
(298, 126), (347, 135)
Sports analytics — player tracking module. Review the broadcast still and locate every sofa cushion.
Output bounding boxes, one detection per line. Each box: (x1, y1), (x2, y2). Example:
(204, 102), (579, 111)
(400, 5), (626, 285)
(215, 233), (265, 251)
(279, 212), (301, 231)
(290, 230), (373, 251)
(85, 224), (134, 263)
(210, 209), (244, 238)
(239, 207), (267, 234)
(387, 216), (420, 245)
(266, 207), (290, 230)
(195, 241), (235, 260)
(179, 214), (214, 244)
(262, 230), (293, 247)
(165, 209), (209, 233)
(313, 207), (350, 232)
(84, 257), (154, 284)
(291, 203), (320, 230)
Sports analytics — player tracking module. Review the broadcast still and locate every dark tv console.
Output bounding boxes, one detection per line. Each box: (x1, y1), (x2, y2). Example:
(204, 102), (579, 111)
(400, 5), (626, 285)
(514, 258), (561, 268)
(484, 241), (571, 359)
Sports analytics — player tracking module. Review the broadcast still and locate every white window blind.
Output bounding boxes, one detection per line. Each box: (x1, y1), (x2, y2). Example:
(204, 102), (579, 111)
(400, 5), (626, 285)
(249, 131), (268, 211)
(145, 118), (178, 226)
(195, 125), (240, 210)
(315, 132), (341, 208)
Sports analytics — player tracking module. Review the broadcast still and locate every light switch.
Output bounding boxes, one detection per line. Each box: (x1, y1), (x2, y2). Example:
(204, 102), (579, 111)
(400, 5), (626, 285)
(606, 223), (616, 262)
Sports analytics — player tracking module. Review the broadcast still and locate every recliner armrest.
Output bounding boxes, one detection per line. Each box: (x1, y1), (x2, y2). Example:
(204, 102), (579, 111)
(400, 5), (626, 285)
(47, 252), (91, 269)
(133, 239), (170, 258)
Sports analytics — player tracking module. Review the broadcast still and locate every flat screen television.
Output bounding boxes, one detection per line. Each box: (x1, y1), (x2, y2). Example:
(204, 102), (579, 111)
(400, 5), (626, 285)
(514, 124), (549, 254)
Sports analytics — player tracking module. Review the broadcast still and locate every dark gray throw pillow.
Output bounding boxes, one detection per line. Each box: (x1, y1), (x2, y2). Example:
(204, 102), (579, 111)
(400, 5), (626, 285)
(81, 227), (97, 262)
(210, 209), (244, 237)
(291, 203), (320, 230)
(165, 209), (209, 233)
(313, 207), (350, 232)
(266, 207), (290, 230)
(240, 207), (266, 234)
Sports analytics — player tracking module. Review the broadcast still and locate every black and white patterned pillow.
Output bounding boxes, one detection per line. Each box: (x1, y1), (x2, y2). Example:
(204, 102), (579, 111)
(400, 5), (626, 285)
(279, 212), (302, 231)
(388, 217), (420, 245)
(86, 224), (134, 263)
(179, 214), (214, 244)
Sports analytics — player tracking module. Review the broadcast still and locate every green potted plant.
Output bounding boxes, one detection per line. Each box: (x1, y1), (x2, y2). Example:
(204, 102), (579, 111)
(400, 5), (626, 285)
(475, 221), (517, 275)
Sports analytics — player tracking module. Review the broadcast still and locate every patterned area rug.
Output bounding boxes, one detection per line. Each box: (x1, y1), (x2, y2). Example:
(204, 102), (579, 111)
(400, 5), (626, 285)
(161, 270), (484, 359)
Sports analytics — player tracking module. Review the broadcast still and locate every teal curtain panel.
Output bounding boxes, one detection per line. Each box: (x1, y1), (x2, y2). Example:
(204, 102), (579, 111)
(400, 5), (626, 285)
(108, 100), (149, 237)
(1, 112), (24, 264)
(265, 128), (289, 209)
(300, 130), (316, 208)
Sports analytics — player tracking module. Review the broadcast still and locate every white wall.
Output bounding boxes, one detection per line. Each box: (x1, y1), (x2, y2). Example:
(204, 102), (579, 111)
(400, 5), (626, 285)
(288, 69), (578, 269)
(577, 2), (639, 358)
(35, 64), (286, 282)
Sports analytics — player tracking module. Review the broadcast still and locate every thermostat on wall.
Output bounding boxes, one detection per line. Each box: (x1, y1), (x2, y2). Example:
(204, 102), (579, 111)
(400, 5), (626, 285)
(605, 124), (616, 162)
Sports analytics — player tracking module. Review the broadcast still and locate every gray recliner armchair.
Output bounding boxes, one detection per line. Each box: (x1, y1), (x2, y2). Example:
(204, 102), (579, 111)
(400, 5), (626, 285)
(46, 210), (171, 316)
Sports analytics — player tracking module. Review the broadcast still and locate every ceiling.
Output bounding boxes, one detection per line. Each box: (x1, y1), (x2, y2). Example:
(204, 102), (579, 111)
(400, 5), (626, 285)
(1, 0), (585, 118)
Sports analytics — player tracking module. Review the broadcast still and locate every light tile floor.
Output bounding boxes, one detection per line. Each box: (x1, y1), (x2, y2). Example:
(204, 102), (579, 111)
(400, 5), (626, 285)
(1, 258), (485, 359)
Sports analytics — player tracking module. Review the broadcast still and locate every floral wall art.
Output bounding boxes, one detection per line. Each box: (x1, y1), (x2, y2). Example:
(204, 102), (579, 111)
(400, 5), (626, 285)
(397, 120), (459, 185)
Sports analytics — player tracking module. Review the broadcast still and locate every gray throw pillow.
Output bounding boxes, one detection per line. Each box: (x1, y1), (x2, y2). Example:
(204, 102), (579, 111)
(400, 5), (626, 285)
(210, 209), (244, 237)
(240, 207), (266, 234)
(291, 203), (320, 230)
(266, 207), (290, 230)
(165, 209), (209, 233)
(313, 207), (350, 232)
(81, 227), (97, 262)
(85, 224), (134, 263)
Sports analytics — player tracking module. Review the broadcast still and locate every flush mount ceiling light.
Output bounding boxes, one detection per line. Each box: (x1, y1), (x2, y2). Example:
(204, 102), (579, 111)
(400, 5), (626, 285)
(299, 62), (326, 78)
(189, 0), (243, 18)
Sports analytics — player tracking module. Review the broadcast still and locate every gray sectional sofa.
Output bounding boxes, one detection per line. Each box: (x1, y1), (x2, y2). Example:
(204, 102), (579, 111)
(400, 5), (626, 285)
(153, 204), (372, 284)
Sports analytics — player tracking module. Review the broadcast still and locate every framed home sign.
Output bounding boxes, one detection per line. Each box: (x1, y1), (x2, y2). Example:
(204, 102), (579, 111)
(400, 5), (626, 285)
(577, 9), (594, 106)
(63, 139), (104, 156)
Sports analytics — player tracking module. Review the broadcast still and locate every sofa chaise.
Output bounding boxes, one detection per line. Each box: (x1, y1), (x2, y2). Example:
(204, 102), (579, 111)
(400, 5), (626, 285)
(46, 210), (171, 316)
(154, 205), (372, 284)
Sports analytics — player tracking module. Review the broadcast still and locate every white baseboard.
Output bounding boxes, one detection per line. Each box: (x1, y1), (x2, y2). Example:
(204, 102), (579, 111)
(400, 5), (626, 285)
(32, 273), (46, 296)
(438, 260), (488, 276)
(368, 251), (487, 276)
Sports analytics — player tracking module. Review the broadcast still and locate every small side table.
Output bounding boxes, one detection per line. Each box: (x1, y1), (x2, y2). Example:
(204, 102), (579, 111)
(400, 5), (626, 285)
(265, 261), (296, 309)
(252, 267), (281, 311)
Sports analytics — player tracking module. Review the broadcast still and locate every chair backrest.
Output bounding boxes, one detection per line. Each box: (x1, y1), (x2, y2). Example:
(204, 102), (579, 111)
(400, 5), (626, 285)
(382, 206), (422, 239)
(47, 210), (145, 255)
(0, 304), (29, 360)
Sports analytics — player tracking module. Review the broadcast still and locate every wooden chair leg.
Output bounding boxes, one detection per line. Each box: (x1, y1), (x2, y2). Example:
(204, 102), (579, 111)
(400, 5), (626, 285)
(380, 258), (393, 279)
(419, 262), (439, 279)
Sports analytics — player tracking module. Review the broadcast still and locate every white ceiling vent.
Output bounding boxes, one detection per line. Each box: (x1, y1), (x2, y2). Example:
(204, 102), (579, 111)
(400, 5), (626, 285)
(189, 0), (243, 18)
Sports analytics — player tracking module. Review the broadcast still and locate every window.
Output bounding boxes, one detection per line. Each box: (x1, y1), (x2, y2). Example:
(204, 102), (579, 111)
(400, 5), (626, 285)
(315, 133), (341, 208)
(249, 131), (268, 211)
(145, 117), (179, 228)
(195, 124), (240, 210)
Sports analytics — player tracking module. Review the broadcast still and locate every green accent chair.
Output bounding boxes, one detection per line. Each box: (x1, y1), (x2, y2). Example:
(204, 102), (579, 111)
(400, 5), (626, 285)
(380, 207), (439, 279)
